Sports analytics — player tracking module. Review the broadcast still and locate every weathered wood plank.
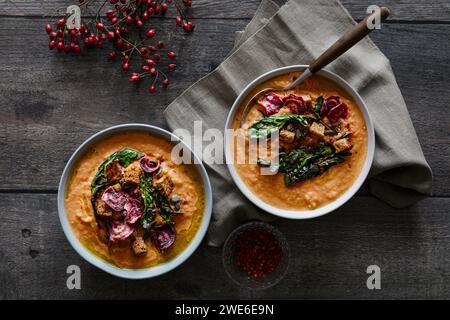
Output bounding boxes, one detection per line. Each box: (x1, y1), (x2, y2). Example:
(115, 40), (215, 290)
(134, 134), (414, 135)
(1, 194), (449, 299)
(0, 18), (448, 196)
(1, 0), (450, 22)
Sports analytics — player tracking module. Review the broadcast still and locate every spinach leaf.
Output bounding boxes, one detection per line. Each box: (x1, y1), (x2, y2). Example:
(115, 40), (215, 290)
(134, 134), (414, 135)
(154, 190), (177, 226)
(314, 96), (324, 119)
(115, 148), (145, 167)
(139, 173), (156, 226)
(279, 144), (347, 186)
(248, 114), (309, 140)
(91, 147), (144, 196)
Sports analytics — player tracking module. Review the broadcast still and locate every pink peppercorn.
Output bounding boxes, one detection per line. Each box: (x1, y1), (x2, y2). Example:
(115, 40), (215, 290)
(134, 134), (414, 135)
(234, 228), (282, 278)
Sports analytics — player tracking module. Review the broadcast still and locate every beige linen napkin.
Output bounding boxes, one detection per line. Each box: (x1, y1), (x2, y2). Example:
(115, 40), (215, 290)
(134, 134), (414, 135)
(164, 0), (433, 246)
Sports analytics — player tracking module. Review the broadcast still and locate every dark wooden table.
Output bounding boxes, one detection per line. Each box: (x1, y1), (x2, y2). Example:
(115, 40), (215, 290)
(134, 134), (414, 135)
(1, 0), (449, 299)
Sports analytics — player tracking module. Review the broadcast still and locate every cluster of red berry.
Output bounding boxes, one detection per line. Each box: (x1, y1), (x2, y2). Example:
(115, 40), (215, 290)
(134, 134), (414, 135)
(45, 0), (194, 93)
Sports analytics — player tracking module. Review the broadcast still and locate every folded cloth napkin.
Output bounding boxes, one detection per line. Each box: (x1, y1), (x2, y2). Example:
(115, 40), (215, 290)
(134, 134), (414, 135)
(164, 0), (433, 246)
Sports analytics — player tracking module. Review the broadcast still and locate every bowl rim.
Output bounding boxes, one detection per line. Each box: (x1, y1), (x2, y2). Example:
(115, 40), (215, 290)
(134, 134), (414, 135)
(224, 65), (375, 219)
(57, 123), (213, 279)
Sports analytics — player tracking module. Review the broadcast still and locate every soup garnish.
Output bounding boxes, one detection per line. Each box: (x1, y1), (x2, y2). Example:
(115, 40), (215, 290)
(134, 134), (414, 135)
(91, 147), (183, 256)
(249, 91), (353, 187)
(233, 73), (367, 211)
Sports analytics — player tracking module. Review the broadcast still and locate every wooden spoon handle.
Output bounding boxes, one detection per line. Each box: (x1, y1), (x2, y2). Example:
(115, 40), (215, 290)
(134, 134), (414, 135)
(309, 6), (390, 74)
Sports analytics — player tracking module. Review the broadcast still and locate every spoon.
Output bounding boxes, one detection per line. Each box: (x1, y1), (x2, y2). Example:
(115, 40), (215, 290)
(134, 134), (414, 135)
(240, 6), (390, 126)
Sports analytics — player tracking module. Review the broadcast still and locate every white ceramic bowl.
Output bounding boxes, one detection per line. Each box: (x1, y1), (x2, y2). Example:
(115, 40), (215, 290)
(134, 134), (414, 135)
(225, 65), (375, 219)
(58, 124), (212, 279)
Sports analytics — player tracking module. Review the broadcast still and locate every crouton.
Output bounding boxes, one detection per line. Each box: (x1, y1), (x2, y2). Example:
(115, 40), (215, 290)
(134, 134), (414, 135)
(95, 197), (112, 218)
(132, 237), (147, 256)
(279, 130), (296, 144)
(106, 160), (123, 182)
(333, 138), (352, 153)
(123, 161), (142, 185)
(155, 177), (174, 197)
(310, 122), (325, 139)
(302, 135), (320, 147)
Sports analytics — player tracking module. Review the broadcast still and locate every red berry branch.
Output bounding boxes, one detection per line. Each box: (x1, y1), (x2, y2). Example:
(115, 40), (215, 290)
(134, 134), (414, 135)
(45, 0), (195, 93)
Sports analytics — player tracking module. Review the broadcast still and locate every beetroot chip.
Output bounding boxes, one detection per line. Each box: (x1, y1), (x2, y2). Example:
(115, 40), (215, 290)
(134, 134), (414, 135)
(321, 96), (340, 115)
(283, 94), (308, 114)
(124, 198), (143, 224)
(140, 157), (161, 173)
(328, 103), (348, 121)
(101, 186), (129, 211)
(109, 221), (134, 243)
(320, 96), (348, 121)
(257, 93), (284, 116)
(152, 226), (175, 252)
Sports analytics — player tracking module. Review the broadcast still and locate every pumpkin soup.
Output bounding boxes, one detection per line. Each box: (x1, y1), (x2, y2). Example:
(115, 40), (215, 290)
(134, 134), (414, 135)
(232, 72), (367, 211)
(65, 131), (205, 268)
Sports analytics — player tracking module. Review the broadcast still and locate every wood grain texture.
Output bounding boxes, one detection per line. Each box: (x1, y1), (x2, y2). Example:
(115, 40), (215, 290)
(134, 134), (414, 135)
(0, 18), (448, 195)
(1, 0), (450, 22)
(1, 194), (450, 299)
